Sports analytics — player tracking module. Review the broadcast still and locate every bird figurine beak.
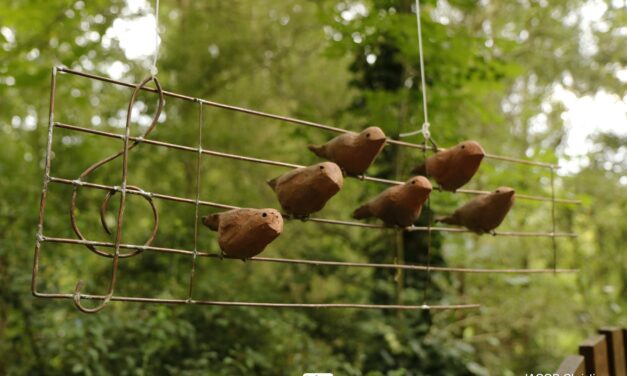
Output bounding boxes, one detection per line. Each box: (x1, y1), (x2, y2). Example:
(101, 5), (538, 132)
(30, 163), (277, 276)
(365, 127), (387, 143)
(467, 142), (486, 158)
(263, 212), (284, 235)
(412, 176), (433, 193)
(470, 152), (485, 163)
(321, 162), (344, 187)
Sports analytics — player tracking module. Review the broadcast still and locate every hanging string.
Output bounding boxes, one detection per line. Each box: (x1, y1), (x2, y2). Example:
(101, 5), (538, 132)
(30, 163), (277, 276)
(150, 0), (160, 76)
(400, 0), (433, 148)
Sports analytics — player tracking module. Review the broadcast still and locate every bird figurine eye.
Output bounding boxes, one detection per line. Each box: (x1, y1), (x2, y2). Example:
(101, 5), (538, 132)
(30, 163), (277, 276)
(366, 133), (371, 138)
(411, 180), (416, 184)
(319, 165), (324, 170)
(461, 144), (465, 149)
(495, 190), (500, 193)
(262, 212), (267, 217)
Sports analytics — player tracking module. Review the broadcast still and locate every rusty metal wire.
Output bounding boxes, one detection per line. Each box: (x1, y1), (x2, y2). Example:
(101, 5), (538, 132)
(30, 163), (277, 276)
(39, 235), (578, 274)
(48, 176), (578, 238)
(32, 67), (579, 313)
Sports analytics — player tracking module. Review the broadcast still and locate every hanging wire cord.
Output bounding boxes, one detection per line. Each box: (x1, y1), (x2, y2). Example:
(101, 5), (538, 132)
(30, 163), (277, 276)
(150, 0), (160, 77)
(399, 0), (436, 149)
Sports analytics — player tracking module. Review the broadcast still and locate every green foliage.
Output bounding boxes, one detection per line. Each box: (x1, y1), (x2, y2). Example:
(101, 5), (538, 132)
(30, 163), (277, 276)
(0, 0), (625, 375)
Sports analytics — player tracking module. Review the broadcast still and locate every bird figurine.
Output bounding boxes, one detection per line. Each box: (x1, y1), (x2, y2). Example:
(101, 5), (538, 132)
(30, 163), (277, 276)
(352, 176), (433, 227)
(411, 140), (485, 191)
(268, 162), (344, 217)
(308, 126), (387, 175)
(202, 208), (283, 259)
(436, 187), (515, 234)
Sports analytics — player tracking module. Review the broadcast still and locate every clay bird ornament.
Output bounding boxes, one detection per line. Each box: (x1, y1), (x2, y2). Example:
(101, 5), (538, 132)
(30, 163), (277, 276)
(202, 208), (283, 259)
(268, 162), (344, 217)
(308, 126), (387, 176)
(436, 187), (515, 234)
(353, 176), (433, 227)
(411, 140), (485, 192)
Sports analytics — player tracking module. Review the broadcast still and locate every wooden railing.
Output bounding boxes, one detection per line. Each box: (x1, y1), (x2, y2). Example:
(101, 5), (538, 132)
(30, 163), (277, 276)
(556, 327), (626, 376)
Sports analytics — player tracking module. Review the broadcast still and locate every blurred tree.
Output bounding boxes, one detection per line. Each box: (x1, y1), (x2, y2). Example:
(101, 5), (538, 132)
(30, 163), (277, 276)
(0, 0), (624, 375)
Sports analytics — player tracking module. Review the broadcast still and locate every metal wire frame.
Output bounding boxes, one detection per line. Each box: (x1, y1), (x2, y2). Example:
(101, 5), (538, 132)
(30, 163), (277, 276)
(39, 236), (579, 274)
(33, 67), (485, 312)
(55, 66), (580, 205)
(32, 67), (581, 312)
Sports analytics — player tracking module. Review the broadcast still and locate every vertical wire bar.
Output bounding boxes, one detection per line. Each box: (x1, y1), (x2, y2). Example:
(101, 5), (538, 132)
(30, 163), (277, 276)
(32, 67), (58, 295)
(422, 145), (432, 306)
(423, 201), (432, 304)
(187, 100), (203, 300)
(550, 166), (558, 273)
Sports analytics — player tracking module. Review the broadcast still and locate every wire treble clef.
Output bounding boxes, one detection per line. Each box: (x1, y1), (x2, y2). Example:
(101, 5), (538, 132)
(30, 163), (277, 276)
(69, 75), (165, 312)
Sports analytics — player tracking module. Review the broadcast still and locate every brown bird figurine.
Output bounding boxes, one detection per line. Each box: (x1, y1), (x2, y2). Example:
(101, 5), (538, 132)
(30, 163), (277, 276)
(268, 162), (344, 217)
(352, 176), (433, 227)
(202, 208), (283, 259)
(436, 187), (515, 234)
(411, 140), (485, 191)
(308, 126), (387, 175)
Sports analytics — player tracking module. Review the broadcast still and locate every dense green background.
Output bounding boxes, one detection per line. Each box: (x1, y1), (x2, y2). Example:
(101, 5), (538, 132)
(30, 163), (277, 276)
(0, 0), (625, 374)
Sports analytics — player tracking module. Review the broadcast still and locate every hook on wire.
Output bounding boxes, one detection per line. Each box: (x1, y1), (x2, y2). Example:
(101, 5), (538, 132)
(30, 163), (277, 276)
(72, 75), (164, 313)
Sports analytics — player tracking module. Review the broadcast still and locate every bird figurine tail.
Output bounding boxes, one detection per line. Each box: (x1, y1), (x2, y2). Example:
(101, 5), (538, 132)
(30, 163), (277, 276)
(307, 144), (325, 158)
(352, 205), (371, 219)
(267, 177), (279, 190)
(411, 162), (427, 176)
(435, 215), (457, 225)
(202, 214), (220, 231)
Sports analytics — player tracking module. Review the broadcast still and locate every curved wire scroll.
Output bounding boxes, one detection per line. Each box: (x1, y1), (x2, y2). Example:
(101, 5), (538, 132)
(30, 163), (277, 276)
(70, 76), (165, 312)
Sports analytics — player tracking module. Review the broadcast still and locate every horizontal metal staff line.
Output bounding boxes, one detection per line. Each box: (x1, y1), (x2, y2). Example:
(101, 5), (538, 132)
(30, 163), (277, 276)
(53, 121), (580, 205)
(47, 177), (578, 238)
(40, 236), (578, 274)
(32, 291), (480, 310)
(454, 188), (580, 205)
(405, 226), (576, 237)
(56, 67), (560, 170)
(53, 122), (394, 184)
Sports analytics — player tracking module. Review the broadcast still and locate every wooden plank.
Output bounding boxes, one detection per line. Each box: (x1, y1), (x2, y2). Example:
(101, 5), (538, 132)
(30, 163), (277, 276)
(579, 335), (610, 376)
(624, 329), (627, 366)
(598, 327), (626, 376)
(555, 355), (586, 376)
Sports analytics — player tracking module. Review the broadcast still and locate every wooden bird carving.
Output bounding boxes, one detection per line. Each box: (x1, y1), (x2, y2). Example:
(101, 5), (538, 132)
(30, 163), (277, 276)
(352, 176), (432, 227)
(411, 140), (485, 191)
(308, 126), (387, 175)
(436, 187), (515, 234)
(268, 162), (344, 217)
(202, 208), (283, 259)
